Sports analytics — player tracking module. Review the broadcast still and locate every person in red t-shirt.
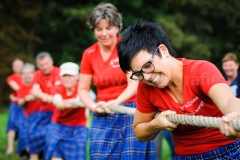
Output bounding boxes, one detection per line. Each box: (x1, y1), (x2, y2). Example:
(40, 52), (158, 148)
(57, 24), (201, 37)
(29, 52), (61, 160)
(16, 63), (41, 157)
(117, 20), (240, 159)
(6, 58), (24, 155)
(78, 3), (155, 160)
(44, 62), (96, 160)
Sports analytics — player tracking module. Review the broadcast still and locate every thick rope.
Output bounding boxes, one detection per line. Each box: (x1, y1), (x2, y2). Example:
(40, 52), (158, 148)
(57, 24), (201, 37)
(106, 104), (240, 132)
(72, 101), (240, 131)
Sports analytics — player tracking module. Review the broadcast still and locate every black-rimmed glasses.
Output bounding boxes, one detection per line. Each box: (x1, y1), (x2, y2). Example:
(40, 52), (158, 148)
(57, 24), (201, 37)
(130, 47), (159, 81)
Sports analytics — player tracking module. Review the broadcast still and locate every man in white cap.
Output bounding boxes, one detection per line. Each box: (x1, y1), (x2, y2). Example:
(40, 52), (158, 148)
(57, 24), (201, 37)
(44, 62), (96, 160)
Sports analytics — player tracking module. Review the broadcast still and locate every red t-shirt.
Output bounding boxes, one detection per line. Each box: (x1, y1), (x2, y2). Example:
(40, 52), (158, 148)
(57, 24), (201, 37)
(17, 83), (41, 116)
(80, 38), (136, 102)
(137, 58), (237, 155)
(51, 84), (87, 126)
(6, 73), (22, 102)
(33, 67), (61, 112)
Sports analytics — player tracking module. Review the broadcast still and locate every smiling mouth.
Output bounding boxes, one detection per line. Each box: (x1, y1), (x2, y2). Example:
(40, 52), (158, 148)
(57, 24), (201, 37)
(150, 75), (160, 83)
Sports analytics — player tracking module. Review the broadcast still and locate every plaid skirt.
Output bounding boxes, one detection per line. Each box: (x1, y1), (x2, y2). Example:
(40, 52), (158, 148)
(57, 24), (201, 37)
(90, 101), (156, 160)
(28, 111), (53, 154)
(6, 102), (24, 133)
(44, 122), (88, 160)
(173, 140), (240, 160)
(17, 110), (40, 156)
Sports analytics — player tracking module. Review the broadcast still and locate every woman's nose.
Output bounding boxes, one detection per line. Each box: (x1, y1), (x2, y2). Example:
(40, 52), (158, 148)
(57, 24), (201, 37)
(142, 72), (151, 80)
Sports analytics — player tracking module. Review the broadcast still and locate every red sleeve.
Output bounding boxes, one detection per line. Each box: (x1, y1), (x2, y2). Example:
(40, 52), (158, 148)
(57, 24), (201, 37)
(32, 70), (41, 85)
(16, 87), (25, 99)
(137, 82), (158, 113)
(6, 74), (15, 85)
(195, 61), (227, 95)
(51, 84), (64, 96)
(80, 48), (94, 74)
(6, 76), (12, 84)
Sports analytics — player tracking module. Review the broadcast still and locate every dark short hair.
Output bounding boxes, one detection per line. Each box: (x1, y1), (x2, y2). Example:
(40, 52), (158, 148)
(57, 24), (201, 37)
(117, 19), (176, 73)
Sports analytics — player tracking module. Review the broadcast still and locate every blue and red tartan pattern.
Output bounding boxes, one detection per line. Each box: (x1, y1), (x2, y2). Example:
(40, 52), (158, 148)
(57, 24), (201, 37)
(6, 102), (24, 133)
(44, 122), (88, 160)
(90, 101), (156, 160)
(28, 110), (53, 154)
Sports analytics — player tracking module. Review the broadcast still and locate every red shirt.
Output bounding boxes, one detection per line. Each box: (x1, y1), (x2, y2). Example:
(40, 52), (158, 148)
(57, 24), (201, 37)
(33, 67), (61, 112)
(80, 38), (136, 102)
(6, 73), (22, 102)
(17, 83), (41, 116)
(51, 84), (87, 126)
(137, 58), (237, 155)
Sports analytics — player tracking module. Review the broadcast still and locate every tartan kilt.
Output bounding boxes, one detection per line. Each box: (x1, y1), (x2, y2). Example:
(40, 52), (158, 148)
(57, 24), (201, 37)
(17, 110), (40, 156)
(90, 101), (156, 160)
(173, 140), (240, 160)
(44, 122), (88, 160)
(28, 111), (53, 154)
(6, 102), (24, 133)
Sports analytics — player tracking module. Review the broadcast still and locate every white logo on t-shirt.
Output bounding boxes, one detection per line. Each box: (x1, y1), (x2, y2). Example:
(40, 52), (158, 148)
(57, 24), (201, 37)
(110, 58), (120, 68)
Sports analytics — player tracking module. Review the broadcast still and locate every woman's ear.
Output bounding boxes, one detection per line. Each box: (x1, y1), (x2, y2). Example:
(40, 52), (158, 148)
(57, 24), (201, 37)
(159, 44), (169, 56)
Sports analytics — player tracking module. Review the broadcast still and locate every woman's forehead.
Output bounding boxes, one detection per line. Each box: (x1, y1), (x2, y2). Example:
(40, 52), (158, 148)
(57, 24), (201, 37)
(130, 51), (152, 71)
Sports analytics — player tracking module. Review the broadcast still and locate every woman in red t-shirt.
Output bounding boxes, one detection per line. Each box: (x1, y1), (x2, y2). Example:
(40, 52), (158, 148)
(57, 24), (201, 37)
(78, 3), (156, 160)
(117, 20), (240, 159)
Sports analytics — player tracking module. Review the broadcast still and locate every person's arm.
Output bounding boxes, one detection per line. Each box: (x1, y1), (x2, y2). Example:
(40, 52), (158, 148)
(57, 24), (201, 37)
(114, 72), (138, 104)
(103, 72), (138, 113)
(78, 74), (106, 113)
(8, 81), (19, 91)
(208, 83), (240, 138)
(31, 84), (52, 103)
(133, 110), (178, 141)
(18, 94), (35, 107)
(9, 94), (18, 101)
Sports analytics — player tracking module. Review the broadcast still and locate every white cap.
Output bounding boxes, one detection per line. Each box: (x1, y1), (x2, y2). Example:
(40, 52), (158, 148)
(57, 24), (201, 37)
(59, 62), (79, 76)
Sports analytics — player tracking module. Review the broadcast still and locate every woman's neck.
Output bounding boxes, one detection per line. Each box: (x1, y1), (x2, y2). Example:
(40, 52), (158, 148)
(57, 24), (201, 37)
(169, 58), (183, 88)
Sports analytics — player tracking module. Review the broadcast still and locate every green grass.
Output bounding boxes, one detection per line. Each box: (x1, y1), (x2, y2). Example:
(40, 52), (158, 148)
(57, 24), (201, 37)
(0, 111), (171, 160)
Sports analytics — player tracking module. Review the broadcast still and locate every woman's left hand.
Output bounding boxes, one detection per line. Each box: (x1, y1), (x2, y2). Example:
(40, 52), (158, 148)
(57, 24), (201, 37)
(219, 111), (240, 139)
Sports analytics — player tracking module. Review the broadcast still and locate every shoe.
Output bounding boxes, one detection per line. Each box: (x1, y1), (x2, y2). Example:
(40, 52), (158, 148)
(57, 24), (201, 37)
(6, 148), (14, 155)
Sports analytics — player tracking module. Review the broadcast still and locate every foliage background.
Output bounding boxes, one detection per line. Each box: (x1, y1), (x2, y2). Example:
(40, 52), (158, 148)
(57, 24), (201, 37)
(0, 0), (240, 106)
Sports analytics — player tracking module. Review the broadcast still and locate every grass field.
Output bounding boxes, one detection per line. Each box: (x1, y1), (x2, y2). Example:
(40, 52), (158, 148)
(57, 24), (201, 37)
(0, 111), (172, 160)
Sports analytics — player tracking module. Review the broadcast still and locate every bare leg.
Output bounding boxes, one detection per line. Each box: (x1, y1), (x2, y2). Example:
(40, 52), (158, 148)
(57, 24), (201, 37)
(6, 130), (16, 154)
(51, 157), (63, 160)
(30, 154), (39, 160)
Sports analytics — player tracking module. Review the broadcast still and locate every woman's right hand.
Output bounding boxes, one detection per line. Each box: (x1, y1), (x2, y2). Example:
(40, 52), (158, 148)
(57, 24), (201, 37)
(154, 110), (178, 131)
